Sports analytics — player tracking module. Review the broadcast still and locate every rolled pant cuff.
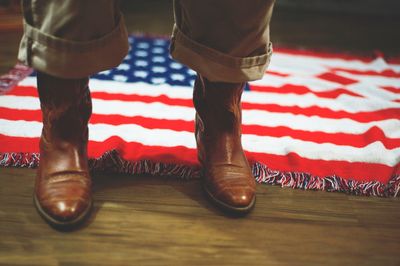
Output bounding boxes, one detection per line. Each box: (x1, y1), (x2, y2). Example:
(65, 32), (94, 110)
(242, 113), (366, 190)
(170, 25), (273, 83)
(18, 15), (129, 79)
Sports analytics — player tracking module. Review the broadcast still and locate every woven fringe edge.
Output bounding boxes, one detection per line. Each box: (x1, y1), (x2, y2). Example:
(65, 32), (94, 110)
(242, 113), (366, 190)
(1, 151), (399, 197)
(0, 63), (33, 94)
(252, 161), (400, 197)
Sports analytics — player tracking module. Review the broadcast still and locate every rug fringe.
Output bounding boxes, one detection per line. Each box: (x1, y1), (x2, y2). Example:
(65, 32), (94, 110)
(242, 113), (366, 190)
(252, 161), (400, 197)
(89, 150), (201, 180)
(1, 150), (399, 197)
(0, 152), (40, 168)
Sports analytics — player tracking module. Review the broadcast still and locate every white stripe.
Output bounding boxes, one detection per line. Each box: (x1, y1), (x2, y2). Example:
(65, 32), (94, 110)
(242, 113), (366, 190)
(17, 77), (400, 112)
(250, 73), (340, 91)
(271, 53), (399, 75)
(335, 71), (400, 101)
(344, 83), (399, 102)
(336, 70), (400, 88)
(243, 90), (400, 113)
(250, 72), (400, 102)
(1, 95), (399, 138)
(390, 63), (400, 72)
(252, 70), (399, 97)
(0, 118), (399, 166)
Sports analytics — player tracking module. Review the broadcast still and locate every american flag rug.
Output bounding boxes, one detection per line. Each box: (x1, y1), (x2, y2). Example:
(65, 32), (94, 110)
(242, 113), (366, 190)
(0, 35), (399, 197)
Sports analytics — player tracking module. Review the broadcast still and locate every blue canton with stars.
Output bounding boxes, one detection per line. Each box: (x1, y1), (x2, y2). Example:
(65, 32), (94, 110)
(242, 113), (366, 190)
(30, 35), (250, 90)
(92, 36), (197, 87)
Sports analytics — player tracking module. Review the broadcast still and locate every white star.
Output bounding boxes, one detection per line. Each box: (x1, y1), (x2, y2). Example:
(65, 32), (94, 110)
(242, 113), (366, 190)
(152, 47), (164, 54)
(137, 42), (150, 49)
(113, 75), (128, 82)
(187, 69), (196, 75)
(99, 70), (111, 75)
(117, 63), (130, 71)
(135, 50), (148, 57)
(134, 71), (148, 78)
(135, 60), (148, 67)
(152, 77), (166, 84)
(152, 66), (167, 73)
(170, 62), (183, 69)
(171, 73), (185, 81)
(152, 56), (165, 63)
(153, 39), (166, 46)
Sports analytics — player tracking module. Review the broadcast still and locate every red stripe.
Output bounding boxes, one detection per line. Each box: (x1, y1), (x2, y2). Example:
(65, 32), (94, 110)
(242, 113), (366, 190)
(7, 86), (400, 122)
(317, 72), (358, 85)
(250, 84), (363, 98)
(0, 107), (42, 122)
(89, 137), (199, 166)
(265, 71), (290, 77)
(381, 86), (400, 94)
(0, 107), (398, 149)
(243, 125), (399, 150)
(0, 134), (396, 182)
(0, 135), (39, 153)
(4, 86), (38, 96)
(0, 135), (199, 166)
(386, 56), (400, 64)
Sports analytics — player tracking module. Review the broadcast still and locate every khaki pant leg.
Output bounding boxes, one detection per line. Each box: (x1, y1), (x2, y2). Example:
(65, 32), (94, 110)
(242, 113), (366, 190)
(18, 0), (129, 79)
(170, 0), (275, 82)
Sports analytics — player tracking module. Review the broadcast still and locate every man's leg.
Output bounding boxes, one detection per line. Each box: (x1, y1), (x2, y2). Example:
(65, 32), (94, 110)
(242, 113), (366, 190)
(19, 0), (129, 228)
(171, 0), (275, 214)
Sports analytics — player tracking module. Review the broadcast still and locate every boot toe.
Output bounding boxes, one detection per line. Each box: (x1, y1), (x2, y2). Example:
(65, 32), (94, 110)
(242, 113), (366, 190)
(223, 188), (255, 208)
(36, 195), (92, 226)
(35, 176), (92, 226)
(204, 178), (256, 213)
(52, 198), (91, 222)
(204, 166), (256, 211)
(215, 187), (255, 209)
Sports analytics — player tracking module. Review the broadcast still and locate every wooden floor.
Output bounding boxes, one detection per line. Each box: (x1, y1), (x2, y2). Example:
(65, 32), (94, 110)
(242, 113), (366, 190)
(1, 168), (399, 266)
(1, 1), (400, 265)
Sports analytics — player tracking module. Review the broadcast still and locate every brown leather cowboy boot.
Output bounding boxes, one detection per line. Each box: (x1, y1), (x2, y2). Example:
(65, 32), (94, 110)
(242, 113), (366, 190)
(193, 75), (256, 214)
(34, 72), (93, 228)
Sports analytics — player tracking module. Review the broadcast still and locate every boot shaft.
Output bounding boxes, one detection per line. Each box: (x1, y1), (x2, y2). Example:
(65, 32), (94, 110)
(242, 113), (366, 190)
(193, 75), (245, 134)
(193, 75), (247, 165)
(37, 73), (92, 143)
